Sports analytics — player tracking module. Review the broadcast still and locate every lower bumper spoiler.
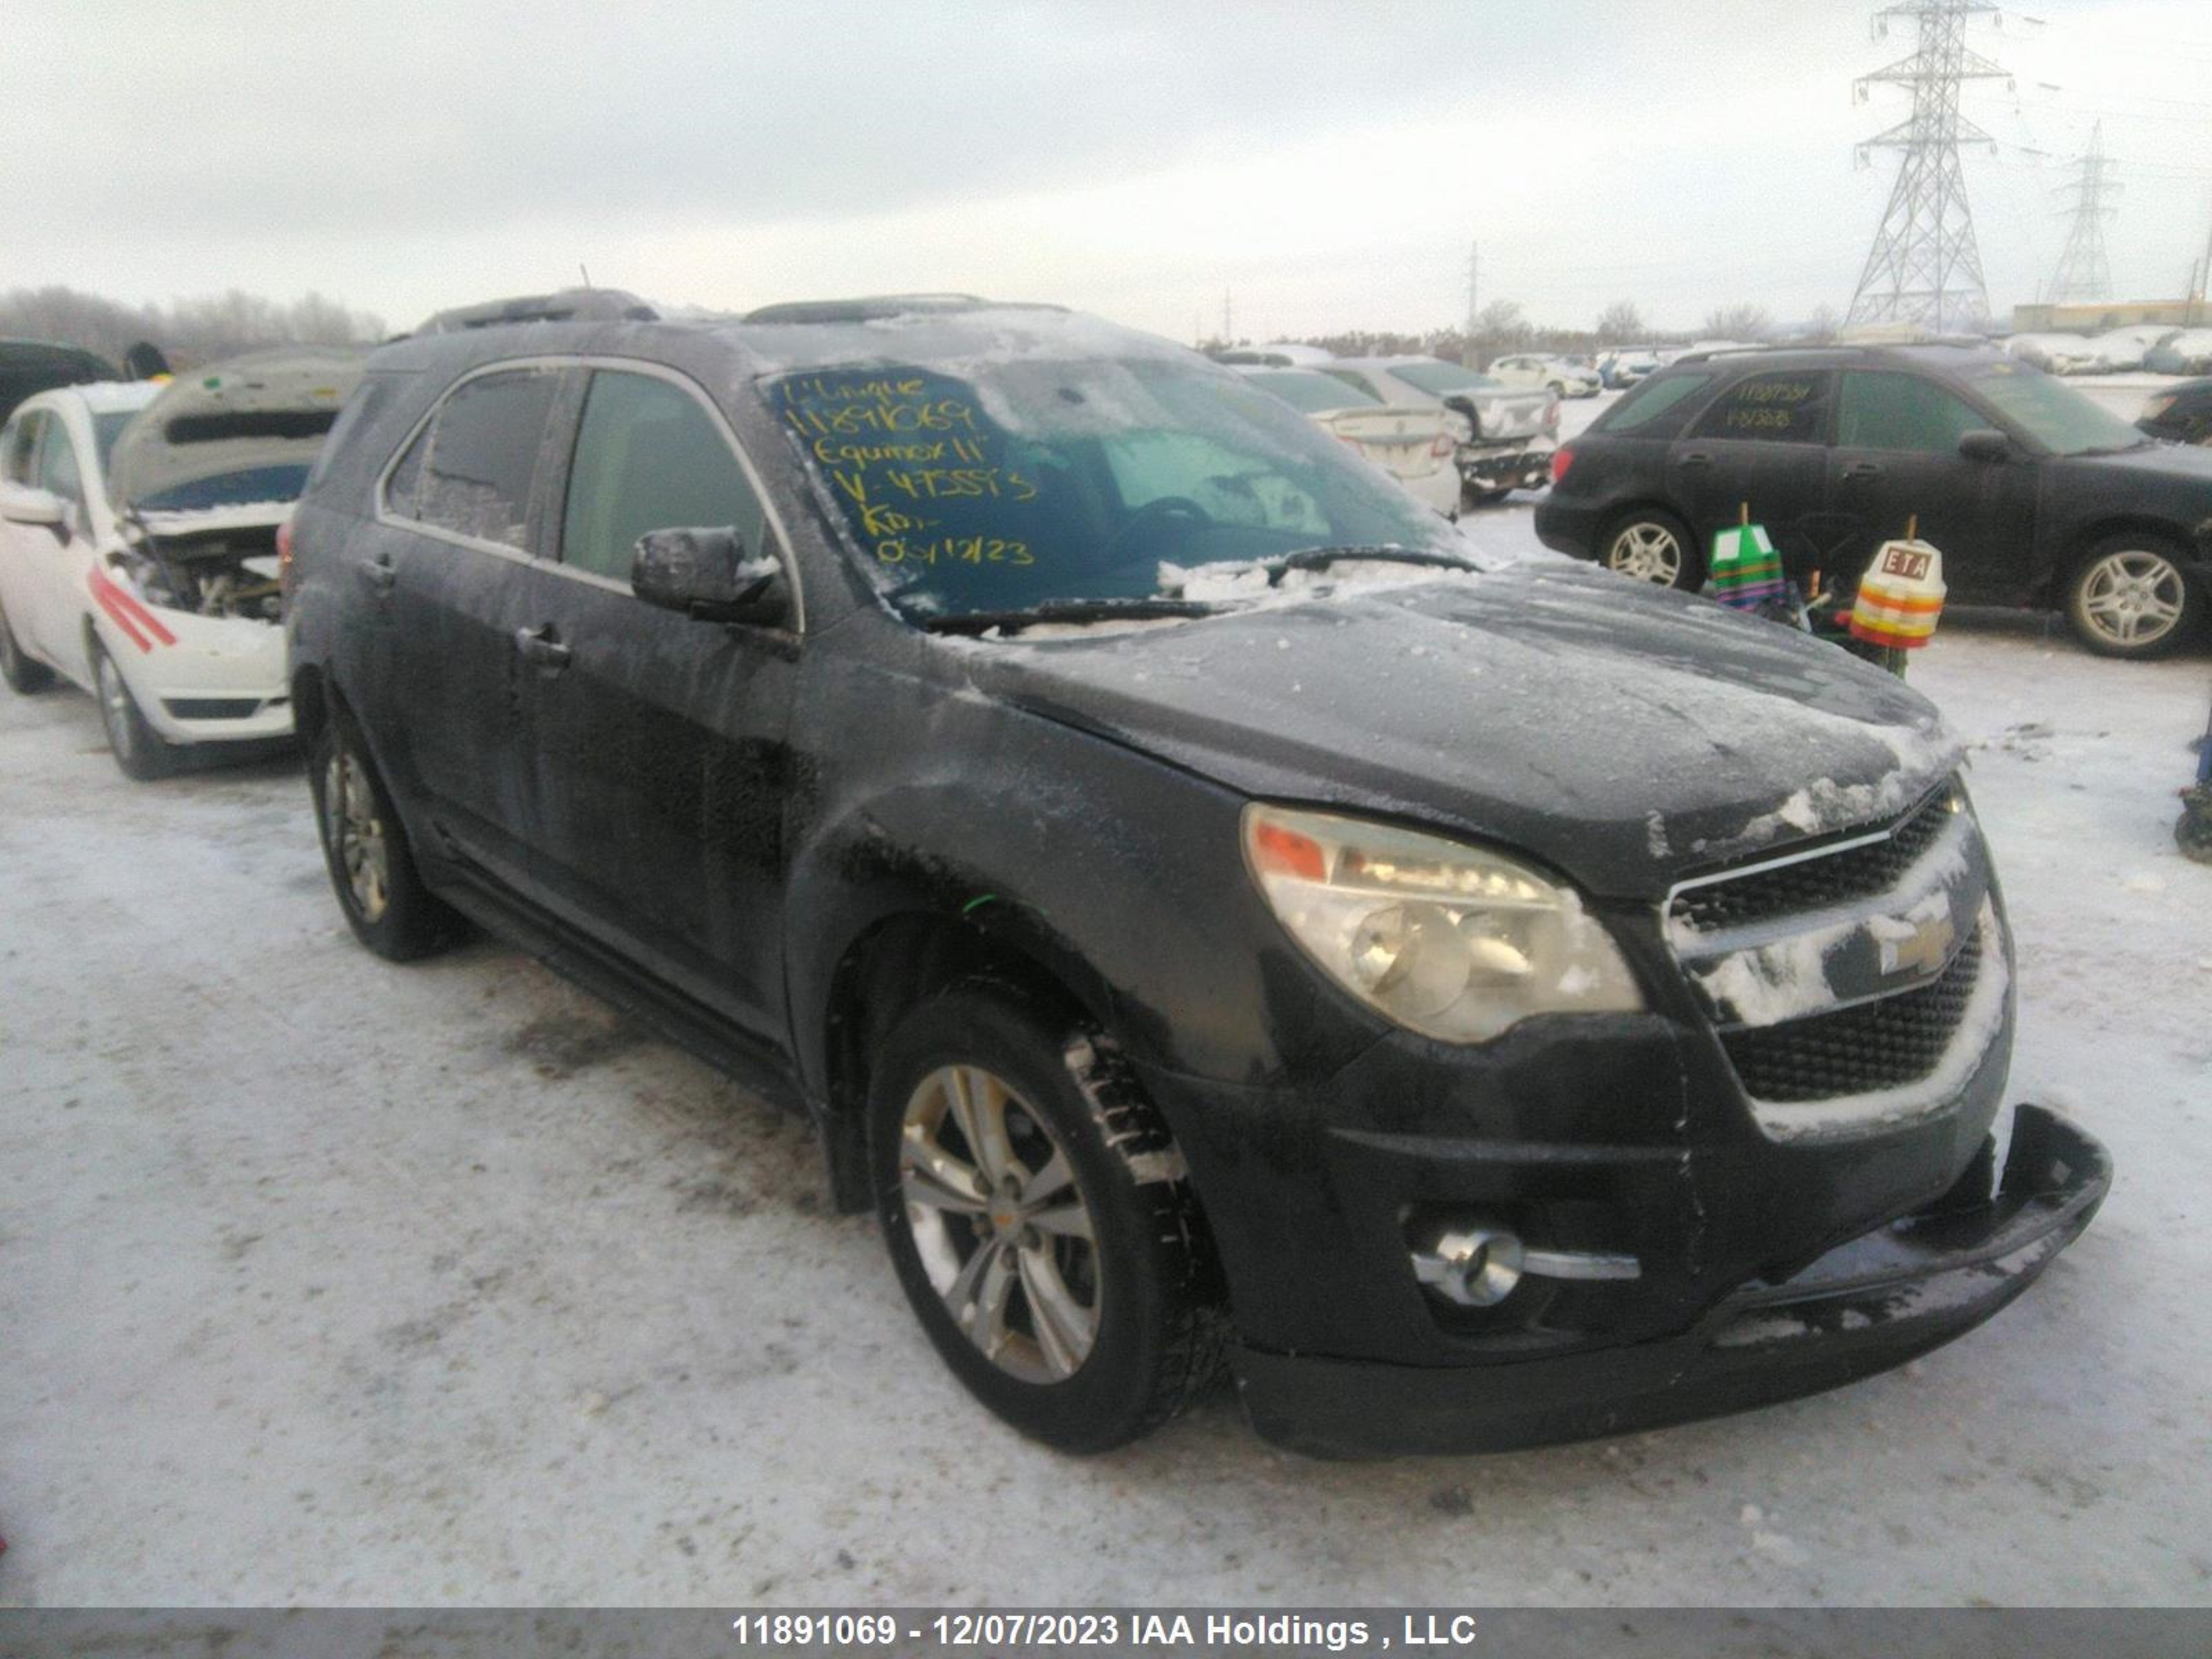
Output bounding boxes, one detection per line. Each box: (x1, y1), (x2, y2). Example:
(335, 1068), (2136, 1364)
(1232, 1104), (2109, 1458)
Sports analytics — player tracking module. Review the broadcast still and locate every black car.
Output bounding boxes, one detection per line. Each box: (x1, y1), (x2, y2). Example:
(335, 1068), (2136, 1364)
(2138, 377), (2212, 448)
(284, 292), (2106, 1457)
(1, 337), (118, 424)
(1536, 343), (2212, 657)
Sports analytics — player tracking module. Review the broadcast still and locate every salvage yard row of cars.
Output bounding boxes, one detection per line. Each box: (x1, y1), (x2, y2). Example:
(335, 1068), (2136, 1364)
(2, 290), (2117, 1457)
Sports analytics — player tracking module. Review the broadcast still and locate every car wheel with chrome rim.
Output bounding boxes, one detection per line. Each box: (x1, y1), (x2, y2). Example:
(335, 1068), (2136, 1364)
(868, 977), (1223, 1452)
(92, 636), (176, 780)
(308, 705), (467, 959)
(2065, 538), (2202, 658)
(1602, 509), (1699, 589)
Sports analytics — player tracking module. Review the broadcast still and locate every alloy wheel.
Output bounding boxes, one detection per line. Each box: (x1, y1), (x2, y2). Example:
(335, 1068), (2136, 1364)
(325, 748), (391, 922)
(1607, 522), (1685, 585)
(899, 1063), (1100, 1384)
(2077, 550), (2186, 650)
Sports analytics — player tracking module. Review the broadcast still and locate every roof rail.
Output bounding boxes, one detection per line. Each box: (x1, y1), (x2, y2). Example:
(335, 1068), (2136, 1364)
(415, 288), (658, 335)
(741, 294), (1057, 325)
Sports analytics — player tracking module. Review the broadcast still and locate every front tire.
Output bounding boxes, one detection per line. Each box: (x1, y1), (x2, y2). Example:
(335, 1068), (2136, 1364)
(1601, 508), (1700, 589)
(92, 637), (177, 780)
(309, 707), (466, 960)
(0, 595), (54, 693)
(2065, 537), (2202, 658)
(868, 978), (1221, 1453)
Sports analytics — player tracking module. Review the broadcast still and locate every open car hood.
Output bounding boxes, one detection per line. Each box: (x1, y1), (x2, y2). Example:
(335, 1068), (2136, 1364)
(106, 346), (366, 516)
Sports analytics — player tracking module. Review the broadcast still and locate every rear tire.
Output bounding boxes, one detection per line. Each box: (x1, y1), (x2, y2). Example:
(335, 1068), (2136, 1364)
(2064, 536), (2202, 659)
(0, 596), (54, 694)
(309, 706), (467, 960)
(92, 637), (177, 780)
(868, 977), (1222, 1453)
(1600, 507), (1700, 590)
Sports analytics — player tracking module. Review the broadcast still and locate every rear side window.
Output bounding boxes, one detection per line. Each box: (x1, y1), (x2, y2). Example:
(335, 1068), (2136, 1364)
(384, 367), (561, 549)
(1594, 372), (1713, 434)
(1836, 371), (1985, 453)
(1690, 370), (1834, 444)
(559, 370), (768, 582)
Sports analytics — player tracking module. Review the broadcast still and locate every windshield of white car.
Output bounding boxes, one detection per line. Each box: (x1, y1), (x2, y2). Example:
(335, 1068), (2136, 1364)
(1244, 369), (1382, 413)
(1962, 361), (2148, 456)
(769, 357), (1458, 624)
(1385, 360), (1503, 397)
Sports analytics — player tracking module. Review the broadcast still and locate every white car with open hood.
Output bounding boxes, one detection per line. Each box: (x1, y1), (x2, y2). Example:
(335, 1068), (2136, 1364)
(0, 346), (364, 777)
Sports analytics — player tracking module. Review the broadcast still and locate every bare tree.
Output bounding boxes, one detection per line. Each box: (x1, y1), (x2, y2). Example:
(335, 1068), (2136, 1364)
(1799, 303), (1841, 344)
(0, 285), (384, 370)
(1595, 301), (1645, 344)
(1701, 303), (1776, 341)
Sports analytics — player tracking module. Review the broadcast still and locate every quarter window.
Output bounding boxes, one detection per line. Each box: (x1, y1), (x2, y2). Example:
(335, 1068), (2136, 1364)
(1690, 370), (1835, 444)
(1837, 371), (1984, 453)
(385, 368), (561, 549)
(559, 371), (769, 583)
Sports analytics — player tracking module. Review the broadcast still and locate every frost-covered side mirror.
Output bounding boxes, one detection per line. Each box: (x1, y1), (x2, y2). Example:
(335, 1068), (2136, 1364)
(632, 525), (789, 627)
(1958, 429), (2012, 463)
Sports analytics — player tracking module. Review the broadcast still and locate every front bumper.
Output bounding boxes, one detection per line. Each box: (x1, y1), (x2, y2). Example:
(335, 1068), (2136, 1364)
(1230, 1104), (2107, 1457)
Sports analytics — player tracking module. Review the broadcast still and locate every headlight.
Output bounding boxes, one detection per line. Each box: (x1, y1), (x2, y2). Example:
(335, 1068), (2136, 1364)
(1242, 804), (1643, 1043)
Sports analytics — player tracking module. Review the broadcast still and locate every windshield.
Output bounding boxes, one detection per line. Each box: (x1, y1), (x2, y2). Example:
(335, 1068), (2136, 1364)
(1387, 360), (1500, 396)
(1962, 360), (2145, 455)
(771, 357), (1456, 622)
(1244, 369), (1380, 413)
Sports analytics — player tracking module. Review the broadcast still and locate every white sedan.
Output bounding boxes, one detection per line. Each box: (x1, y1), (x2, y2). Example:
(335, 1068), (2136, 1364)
(1232, 366), (1463, 516)
(1487, 353), (1602, 397)
(0, 348), (357, 777)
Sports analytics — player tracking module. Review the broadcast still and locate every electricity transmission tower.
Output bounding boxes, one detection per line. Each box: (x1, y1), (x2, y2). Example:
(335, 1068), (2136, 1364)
(2046, 122), (2119, 303)
(1844, 1), (2010, 333)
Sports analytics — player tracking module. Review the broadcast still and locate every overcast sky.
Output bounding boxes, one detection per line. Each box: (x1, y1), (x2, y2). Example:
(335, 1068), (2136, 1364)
(4, 0), (2209, 342)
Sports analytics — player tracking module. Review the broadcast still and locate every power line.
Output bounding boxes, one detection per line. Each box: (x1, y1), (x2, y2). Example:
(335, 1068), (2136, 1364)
(2046, 120), (2119, 301)
(1846, 1), (2012, 331)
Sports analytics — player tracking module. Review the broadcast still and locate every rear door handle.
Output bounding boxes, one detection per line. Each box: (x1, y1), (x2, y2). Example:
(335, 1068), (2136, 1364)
(359, 554), (395, 592)
(1679, 449), (1714, 467)
(1843, 461), (1884, 479)
(513, 624), (572, 671)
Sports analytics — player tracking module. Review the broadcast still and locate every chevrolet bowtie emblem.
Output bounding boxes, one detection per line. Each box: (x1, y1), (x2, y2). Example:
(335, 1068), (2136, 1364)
(1880, 912), (1956, 977)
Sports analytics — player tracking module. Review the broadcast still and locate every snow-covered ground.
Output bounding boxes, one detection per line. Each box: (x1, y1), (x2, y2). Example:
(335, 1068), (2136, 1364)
(2, 430), (2209, 1607)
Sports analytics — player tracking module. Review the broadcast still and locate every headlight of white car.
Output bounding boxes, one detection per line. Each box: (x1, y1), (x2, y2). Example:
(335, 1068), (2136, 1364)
(1243, 804), (1643, 1043)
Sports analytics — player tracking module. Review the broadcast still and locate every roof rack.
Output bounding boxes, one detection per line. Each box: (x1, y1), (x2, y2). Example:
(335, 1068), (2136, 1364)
(1676, 337), (1995, 364)
(415, 288), (658, 335)
(740, 294), (1058, 325)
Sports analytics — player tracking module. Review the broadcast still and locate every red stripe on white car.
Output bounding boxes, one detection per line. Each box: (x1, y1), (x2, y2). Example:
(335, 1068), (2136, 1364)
(87, 569), (178, 653)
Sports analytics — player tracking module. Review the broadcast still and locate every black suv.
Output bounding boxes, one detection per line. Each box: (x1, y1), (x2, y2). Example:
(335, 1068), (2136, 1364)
(285, 293), (2105, 1456)
(2138, 377), (2212, 448)
(1537, 342), (2212, 657)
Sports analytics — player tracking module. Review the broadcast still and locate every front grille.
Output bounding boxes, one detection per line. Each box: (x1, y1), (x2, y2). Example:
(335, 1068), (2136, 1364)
(163, 697), (263, 720)
(1722, 920), (1985, 1103)
(1669, 782), (1958, 935)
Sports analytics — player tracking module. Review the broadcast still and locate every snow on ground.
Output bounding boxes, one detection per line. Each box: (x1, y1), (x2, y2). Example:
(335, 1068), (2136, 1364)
(2, 423), (2209, 1608)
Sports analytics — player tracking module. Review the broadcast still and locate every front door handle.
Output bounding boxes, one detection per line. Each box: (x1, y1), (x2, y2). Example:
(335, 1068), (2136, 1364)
(1679, 449), (1714, 468)
(513, 624), (572, 671)
(359, 554), (395, 593)
(1842, 461), (1884, 479)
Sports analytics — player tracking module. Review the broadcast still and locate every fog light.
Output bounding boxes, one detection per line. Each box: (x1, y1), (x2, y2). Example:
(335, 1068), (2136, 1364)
(1412, 1225), (1526, 1306)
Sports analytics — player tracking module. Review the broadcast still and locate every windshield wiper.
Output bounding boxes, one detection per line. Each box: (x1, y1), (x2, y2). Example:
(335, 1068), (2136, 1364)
(1269, 545), (1482, 581)
(917, 597), (1227, 636)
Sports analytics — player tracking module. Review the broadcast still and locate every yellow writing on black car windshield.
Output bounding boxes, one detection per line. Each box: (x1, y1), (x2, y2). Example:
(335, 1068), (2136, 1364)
(774, 368), (1049, 577)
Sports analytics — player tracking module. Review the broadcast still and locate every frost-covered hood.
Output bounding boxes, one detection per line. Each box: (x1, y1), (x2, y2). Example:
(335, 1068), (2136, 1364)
(955, 565), (1958, 901)
(106, 346), (366, 514)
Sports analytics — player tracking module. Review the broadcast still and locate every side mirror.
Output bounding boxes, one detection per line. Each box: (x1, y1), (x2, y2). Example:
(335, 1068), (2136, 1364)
(632, 526), (789, 627)
(1958, 429), (2011, 463)
(0, 486), (66, 528)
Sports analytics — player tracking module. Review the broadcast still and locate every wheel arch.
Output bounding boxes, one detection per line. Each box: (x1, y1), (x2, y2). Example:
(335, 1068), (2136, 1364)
(2054, 516), (2202, 599)
(813, 907), (1119, 1214)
